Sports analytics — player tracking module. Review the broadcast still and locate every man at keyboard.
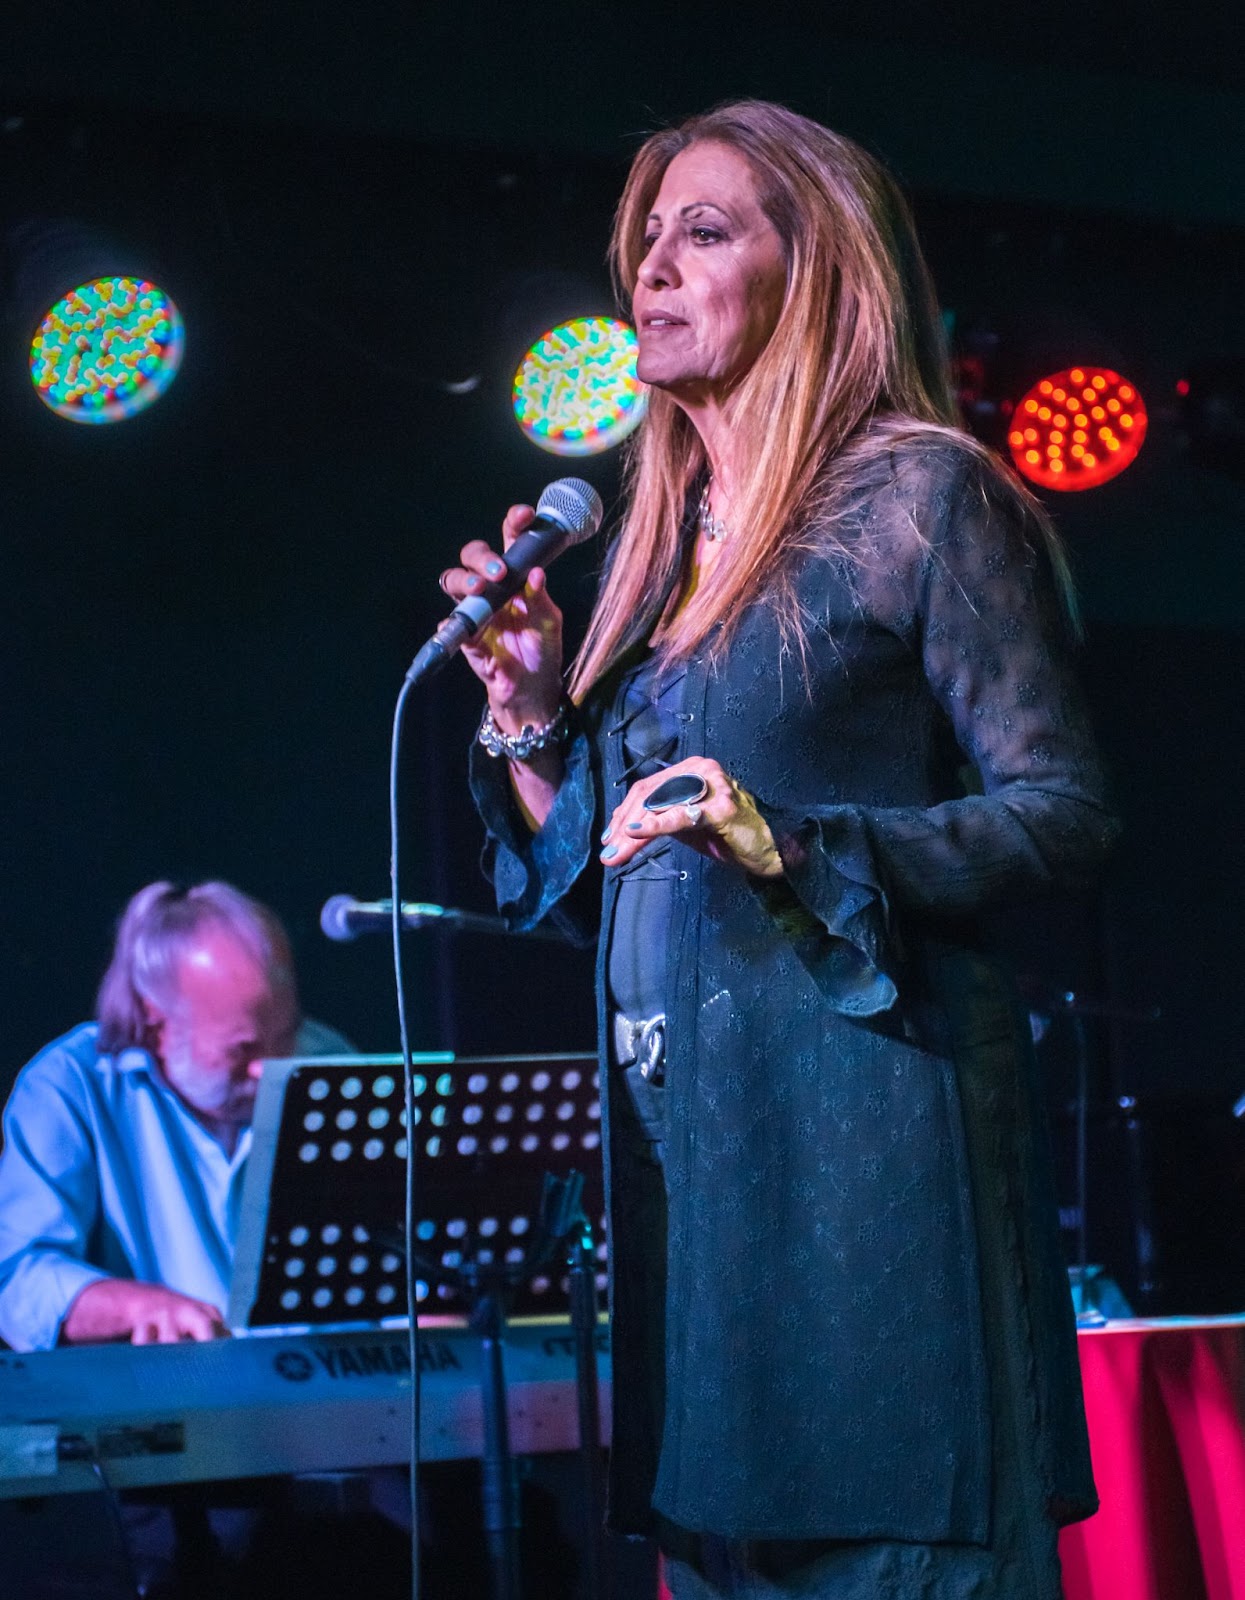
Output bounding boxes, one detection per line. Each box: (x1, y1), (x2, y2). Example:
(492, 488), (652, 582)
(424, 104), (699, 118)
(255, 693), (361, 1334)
(0, 880), (351, 1351)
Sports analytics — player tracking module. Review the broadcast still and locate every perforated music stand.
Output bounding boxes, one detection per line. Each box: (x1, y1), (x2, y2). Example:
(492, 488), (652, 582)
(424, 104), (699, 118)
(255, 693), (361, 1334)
(230, 1051), (609, 1600)
(230, 1052), (606, 1330)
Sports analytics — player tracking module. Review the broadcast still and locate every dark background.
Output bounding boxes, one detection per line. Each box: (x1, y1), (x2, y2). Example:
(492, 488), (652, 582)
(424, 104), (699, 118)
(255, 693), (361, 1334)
(3, 3), (1243, 1305)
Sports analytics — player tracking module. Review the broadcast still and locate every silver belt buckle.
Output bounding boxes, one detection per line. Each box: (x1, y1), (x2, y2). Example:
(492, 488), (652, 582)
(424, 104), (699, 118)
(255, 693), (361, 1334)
(614, 1012), (666, 1086)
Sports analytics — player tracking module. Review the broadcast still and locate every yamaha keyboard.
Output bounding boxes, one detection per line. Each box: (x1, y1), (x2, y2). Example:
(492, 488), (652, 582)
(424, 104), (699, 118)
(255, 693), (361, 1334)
(0, 1318), (611, 1498)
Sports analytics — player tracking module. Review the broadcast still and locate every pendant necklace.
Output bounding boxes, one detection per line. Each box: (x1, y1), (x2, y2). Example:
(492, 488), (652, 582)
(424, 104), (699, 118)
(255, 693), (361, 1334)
(697, 478), (730, 543)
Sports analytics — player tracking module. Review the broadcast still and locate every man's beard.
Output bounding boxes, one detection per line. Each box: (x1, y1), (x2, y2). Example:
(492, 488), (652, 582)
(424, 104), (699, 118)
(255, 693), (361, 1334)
(160, 1046), (256, 1128)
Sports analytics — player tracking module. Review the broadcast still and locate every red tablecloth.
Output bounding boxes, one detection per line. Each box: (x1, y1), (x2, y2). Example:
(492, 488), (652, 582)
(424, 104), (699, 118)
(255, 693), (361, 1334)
(1061, 1316), (1245, 1600)
(657, 1317), (1245, 1599)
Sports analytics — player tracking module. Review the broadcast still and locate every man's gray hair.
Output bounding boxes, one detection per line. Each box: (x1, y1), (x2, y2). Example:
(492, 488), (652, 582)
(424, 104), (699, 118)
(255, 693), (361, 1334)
(96, 881), (297, 1054)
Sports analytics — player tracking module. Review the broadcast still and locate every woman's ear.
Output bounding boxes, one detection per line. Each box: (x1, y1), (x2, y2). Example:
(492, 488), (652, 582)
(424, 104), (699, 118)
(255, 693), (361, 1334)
(139, 996), (165, 1054)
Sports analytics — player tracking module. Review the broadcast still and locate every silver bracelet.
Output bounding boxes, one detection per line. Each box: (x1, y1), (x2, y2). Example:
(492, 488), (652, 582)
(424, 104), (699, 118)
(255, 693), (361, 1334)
(477, 697), (571, 762)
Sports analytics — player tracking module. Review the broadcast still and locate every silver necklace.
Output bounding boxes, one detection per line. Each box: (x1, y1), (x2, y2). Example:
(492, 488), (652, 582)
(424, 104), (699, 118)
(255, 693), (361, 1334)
(697, 479), (730, 543)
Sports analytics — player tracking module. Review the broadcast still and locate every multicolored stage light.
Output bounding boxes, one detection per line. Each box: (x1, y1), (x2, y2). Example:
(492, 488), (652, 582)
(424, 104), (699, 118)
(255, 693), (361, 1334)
(29, 277), (183, 424)
(1008, 367), (1146, 491)
(512, 316), (646, 456)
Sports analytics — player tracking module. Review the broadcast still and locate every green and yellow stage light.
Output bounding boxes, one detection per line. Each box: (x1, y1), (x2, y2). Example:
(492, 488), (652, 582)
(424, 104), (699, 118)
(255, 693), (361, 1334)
(512, 315), (646, 456)
(30, 275), (183, 424)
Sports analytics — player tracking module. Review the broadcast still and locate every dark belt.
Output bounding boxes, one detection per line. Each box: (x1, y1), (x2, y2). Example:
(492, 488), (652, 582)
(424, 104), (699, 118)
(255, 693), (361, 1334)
(612, 1012), (666, 1086)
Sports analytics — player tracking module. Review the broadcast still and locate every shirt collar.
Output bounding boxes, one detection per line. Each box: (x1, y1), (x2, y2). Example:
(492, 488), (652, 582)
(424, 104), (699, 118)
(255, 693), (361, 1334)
(110, 1045), (253, 1168)
(114, 1045), (159, 1077)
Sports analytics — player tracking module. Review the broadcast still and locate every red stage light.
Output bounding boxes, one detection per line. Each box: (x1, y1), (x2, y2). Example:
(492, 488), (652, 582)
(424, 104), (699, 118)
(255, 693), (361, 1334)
(1008, 367), (1147, 491)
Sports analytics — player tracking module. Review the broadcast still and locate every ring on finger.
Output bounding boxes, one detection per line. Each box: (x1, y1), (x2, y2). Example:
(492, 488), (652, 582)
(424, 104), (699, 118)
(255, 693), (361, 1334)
(644, 773), (709, 813)
(682, 801), (703, 826)
(438, 571), (451, 594)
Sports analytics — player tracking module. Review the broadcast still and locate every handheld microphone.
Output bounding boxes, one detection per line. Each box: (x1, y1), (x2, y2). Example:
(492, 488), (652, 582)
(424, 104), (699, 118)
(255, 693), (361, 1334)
(406, 477), (603, 686)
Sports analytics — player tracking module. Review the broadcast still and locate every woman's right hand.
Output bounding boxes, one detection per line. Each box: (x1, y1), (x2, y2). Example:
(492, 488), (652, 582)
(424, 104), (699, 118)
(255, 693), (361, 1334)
(438, 504), (565, 731)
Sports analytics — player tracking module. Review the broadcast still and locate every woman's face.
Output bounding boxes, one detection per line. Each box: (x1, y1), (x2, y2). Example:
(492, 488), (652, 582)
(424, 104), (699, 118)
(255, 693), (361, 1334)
(632, 141), (787, 409)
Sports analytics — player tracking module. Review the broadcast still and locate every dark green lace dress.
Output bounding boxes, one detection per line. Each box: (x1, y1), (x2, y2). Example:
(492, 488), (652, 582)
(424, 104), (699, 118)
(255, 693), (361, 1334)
(470, 442), (1117, 1596)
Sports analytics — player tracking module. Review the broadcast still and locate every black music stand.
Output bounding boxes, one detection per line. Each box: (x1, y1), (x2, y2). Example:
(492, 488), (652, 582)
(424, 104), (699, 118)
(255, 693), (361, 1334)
(230, 1053), (609, 1600)
(419, 1170), (606, 1600)
(231, 1052), (605, 1327)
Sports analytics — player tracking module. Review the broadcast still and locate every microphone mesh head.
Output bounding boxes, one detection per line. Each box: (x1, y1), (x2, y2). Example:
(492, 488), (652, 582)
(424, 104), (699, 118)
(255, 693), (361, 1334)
(319, 894), (357, 941)
(536, 477), (604, 545)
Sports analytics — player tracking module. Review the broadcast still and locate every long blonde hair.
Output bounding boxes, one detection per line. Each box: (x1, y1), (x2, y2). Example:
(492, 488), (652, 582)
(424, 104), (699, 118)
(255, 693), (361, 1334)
(570, 100), (987, 698)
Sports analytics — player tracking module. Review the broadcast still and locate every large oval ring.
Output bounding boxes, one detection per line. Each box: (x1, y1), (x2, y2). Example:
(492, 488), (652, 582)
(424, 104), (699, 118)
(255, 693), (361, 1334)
(643, 772), (709, 814)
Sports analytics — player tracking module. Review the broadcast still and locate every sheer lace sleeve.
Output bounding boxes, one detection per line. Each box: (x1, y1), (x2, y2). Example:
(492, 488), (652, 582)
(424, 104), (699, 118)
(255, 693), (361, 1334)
(756, 454), (1120, 1015)
(467, 725), (601, 945)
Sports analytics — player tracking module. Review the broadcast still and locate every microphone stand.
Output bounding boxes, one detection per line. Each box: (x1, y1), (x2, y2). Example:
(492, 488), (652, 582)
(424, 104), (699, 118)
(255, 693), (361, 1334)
(321, 897), (566, 943)
(399, 1172), (605, 1600)
(1041, 991), (1161, 1326)
(566, 1212), (608, 1600)
(1067, 1007), (1103, 1327)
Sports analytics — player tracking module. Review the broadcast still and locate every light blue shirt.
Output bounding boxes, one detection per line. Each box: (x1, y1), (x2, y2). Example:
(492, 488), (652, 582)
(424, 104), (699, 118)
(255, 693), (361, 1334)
(0, 1019), (351, 1351)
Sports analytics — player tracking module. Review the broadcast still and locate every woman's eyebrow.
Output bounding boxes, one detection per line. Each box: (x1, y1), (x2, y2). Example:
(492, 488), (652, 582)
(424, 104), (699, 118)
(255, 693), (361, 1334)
(646, 201), (734, 224)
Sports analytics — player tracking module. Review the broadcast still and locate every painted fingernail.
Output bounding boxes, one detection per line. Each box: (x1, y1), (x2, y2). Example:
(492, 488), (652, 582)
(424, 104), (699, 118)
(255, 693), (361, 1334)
(486, 560), (505, 577)
(600, 828), (612, 843)
(601, 845), (619, 860)
(626, 820), (644, 832)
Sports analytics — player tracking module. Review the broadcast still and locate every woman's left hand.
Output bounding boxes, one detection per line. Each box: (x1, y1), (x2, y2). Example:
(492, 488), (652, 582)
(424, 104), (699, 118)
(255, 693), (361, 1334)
(600, 757), (784, 878)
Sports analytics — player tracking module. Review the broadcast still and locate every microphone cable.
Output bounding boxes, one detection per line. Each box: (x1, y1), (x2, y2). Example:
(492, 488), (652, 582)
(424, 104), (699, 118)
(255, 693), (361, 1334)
(385, 475), (600, 1599)
(388, 671), (424, 1600)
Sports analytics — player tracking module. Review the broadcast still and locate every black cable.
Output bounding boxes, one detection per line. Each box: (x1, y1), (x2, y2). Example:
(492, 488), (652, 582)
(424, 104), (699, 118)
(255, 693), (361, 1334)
(389, 671), (424, 1600)
(84, 1452), (142, 1600)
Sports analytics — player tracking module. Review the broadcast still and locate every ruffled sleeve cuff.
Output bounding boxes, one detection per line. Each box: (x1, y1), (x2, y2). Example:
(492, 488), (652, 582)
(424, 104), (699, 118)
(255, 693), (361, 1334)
(468, 727), (597, 935)
(752, 800), (899, 1017)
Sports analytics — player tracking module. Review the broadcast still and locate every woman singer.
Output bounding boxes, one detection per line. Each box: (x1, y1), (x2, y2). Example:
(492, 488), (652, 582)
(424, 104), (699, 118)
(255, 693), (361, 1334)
(438, 99), (1117, 1599)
